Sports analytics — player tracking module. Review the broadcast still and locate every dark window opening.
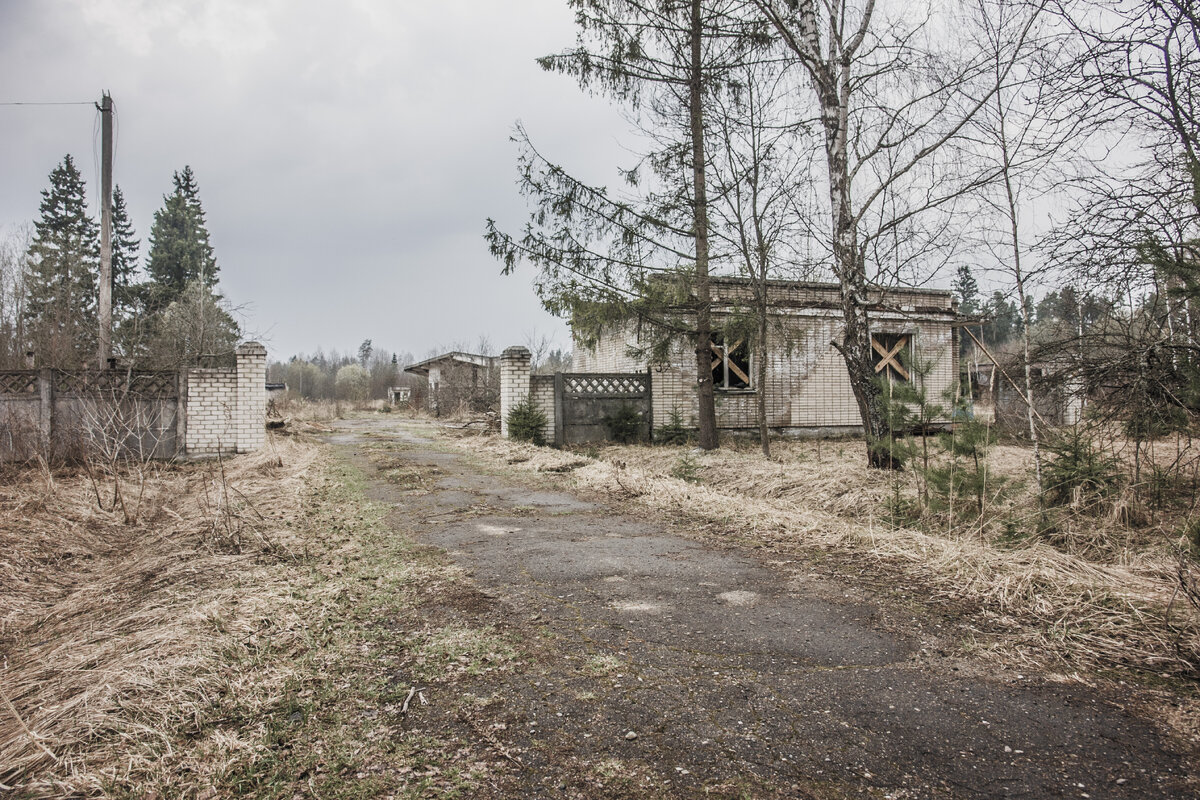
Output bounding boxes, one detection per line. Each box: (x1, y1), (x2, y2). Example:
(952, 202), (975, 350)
(872, 332), (911, 383)
(710, 333), (751, 390)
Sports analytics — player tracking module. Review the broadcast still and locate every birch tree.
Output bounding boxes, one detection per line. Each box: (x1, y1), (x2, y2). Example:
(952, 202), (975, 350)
(964, 0), (1071, 491)
(752, 0), (1037, 467)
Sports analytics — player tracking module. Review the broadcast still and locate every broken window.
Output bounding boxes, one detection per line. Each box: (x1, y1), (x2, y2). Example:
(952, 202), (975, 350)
(710, 333), (751, 390)
(872, 332), (911, 383)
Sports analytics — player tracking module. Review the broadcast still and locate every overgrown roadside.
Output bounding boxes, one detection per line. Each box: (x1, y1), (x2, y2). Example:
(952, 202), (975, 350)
(0, 434), (525, 798)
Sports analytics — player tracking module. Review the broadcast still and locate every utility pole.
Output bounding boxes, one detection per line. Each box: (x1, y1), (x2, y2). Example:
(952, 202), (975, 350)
(97, 91), (113, 369)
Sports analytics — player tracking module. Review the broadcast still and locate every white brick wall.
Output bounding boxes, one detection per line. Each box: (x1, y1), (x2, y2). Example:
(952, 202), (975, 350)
(530, 374), (556, 443)
(236, 342), (267, 453)
(185, 370), (237, 456)
(184, 341), (269, 457)
(573, 287), (958, 433)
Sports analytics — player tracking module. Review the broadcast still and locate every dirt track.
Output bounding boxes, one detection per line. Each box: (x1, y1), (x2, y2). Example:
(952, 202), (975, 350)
(329, 416), (1193, 799)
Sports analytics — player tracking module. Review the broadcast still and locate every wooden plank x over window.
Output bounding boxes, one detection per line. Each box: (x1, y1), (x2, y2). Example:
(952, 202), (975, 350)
(710, 335), (751, 389)
(872, 333), (911, 382)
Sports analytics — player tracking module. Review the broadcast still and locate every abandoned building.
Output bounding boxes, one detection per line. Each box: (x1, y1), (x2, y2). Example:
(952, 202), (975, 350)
(404, 351), (498, 416)
(501, 278), (959, 445)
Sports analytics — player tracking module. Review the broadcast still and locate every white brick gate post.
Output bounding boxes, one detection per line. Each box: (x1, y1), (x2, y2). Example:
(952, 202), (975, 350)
(236, 341), (267, 453)
(499, 346), (531, 438)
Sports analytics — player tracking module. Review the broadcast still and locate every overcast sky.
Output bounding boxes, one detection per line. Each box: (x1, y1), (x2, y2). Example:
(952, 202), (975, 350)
(0, 0), (636, 363)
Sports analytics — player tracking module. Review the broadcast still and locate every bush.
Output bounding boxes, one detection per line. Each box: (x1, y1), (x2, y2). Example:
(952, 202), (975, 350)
(506, 400), (548, 446)
(1043, 426), (1121, 509)
(603, 403), (644, 444)
(655, 408), (692, 445)
(671, 452), (701, 483)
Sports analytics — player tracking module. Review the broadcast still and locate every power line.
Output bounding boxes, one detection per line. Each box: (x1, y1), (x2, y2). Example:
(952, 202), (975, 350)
(0, 100), (94, 106)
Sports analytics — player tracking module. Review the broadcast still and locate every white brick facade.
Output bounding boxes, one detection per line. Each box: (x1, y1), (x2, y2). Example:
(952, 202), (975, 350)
(576, 280), (958, 433)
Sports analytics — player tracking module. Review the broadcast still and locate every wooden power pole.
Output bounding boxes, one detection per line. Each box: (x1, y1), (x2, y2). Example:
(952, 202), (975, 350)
(97, 91), (113, 369)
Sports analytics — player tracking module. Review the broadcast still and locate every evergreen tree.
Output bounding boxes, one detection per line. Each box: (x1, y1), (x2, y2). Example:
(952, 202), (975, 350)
(487, 0), (754, 450)
(983, 290), (1022, 348)
(110, 185), (141, 323)
(23, 155), (99, 366)
(952, 265), (980, 316)
(144, 165), (218, 311)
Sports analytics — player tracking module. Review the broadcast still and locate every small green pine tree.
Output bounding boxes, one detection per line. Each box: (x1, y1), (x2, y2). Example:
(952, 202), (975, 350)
(507, 400), (548, 446)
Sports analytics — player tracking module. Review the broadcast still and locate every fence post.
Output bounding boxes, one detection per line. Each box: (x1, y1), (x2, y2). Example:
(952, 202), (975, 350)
(38, 368), (53, 454)
(176, 369), (189, 458)
(645, 369), (653, 443)
(554, 372), (565, 447)
(235, 341), (268, 453)
(499, 346), (531, 438)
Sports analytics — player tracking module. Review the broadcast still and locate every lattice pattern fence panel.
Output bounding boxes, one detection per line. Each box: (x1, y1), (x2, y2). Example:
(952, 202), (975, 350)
(53, 370), (178, 398)
(557, 371), (652, 446)
(0, 372), (38, 395)
(562, 373), (648, 398)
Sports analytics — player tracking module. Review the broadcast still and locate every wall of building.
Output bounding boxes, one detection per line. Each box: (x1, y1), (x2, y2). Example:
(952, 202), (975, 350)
(572, 301), (958, 433)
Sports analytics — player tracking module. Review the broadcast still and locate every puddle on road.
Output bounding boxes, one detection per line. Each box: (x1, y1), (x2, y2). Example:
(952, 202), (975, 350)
(718, 590), (761, 607)
(478, 523), (522, 536)
(610, 600), (662, 613)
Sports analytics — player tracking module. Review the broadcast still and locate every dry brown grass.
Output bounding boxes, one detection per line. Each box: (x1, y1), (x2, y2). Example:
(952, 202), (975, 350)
(448, 433), (1199, 678)
(0, 435), (320, 794)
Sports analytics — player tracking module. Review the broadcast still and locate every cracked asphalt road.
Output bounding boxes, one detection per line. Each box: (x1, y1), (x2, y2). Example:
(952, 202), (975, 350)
(329, 417), (1192, 799)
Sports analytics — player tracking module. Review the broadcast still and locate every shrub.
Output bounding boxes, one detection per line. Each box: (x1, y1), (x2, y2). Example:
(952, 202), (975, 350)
(603, 403), (644, 444)
(1043, 426), (1121, 509)
(655, 408), (692, 445)
(506, 400), (547, 446)
(671, 452), (701, 483)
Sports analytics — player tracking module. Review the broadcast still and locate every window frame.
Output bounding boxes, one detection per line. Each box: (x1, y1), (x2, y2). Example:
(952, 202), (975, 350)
(871, 331), (913, 384)
(710, 333), (753, 391)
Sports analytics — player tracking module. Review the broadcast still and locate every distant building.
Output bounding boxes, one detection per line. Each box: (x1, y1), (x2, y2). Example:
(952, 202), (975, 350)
(404, 351), (498, 416)
(387, 385), (412, 405)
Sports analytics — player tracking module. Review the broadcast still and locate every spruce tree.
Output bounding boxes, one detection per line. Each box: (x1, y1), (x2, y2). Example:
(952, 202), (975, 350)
(144, 165), (218, 311)
(953, 265), (980, 316)
(23, 154), (99, 366)
(110, 185), (141, 322)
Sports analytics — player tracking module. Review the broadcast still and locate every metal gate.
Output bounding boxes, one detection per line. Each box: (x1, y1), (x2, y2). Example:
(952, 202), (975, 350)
(555, 372), (652, 446)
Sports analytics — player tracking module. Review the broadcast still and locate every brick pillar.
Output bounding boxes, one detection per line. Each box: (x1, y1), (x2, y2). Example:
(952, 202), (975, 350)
(499, 346), (531, 438)
(235, 341), (267, 453)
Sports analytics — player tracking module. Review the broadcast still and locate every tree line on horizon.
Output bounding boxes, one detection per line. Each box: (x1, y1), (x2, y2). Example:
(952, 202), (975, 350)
(0, 157), (239, 371)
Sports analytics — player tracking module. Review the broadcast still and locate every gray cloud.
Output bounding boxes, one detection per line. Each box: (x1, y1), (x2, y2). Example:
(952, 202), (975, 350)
(0, 0), (632, 361)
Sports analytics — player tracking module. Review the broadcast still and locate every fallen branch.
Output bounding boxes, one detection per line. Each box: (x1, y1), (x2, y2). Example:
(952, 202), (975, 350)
(456, 711), (524, 768)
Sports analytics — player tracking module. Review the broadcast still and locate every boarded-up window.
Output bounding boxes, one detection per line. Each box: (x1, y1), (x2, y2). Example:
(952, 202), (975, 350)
(872, 333), (911, 383)
(710, 333), (751, 390)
